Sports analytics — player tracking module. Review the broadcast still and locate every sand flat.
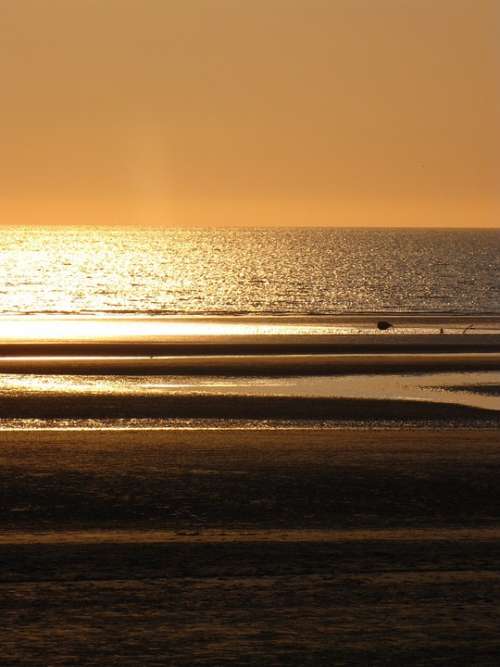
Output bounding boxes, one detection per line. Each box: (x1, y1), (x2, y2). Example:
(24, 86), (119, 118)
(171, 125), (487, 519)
(1, 352), (500, 376)
(2, 427), (500, 533)
(1, 427), (500, 664)
(1, 335), (500, 358)
(0, 390), (498, 420)
(0, 314), (500, 356)
(2, 526), (500, 546)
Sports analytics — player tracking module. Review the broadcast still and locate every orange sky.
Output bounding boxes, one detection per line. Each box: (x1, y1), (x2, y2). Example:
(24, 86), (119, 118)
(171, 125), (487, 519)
(1, 1), (498, 227)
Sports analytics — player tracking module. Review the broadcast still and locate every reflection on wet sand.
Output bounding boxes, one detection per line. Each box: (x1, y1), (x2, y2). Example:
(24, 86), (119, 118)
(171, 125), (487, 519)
(0, 369), (499, 420)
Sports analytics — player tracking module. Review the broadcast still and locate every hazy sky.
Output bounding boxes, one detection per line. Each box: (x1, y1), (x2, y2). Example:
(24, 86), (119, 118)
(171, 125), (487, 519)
(1, 1), (498, 227)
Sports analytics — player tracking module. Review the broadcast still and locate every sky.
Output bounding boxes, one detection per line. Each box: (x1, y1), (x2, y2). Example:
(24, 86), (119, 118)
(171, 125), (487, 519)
(1, 0), (498, 227)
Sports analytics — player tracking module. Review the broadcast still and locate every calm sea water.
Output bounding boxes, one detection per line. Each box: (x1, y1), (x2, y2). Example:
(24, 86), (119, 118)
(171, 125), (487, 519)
(1, 227), (499, 316)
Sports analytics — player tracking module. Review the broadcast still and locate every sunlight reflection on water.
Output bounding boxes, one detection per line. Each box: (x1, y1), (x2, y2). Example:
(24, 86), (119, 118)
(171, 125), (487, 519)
(1, 227), (499, 315)
(0, 371), (498, 412)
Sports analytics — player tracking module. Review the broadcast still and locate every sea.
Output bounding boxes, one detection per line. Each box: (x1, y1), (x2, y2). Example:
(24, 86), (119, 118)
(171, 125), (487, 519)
(1, 226), (499, 316)
(1, 226), (499, 429)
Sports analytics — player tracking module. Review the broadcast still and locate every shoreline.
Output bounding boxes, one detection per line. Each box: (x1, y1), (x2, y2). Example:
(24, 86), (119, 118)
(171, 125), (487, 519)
(0, 313), (499, 348)
(2, 312), (500, 321)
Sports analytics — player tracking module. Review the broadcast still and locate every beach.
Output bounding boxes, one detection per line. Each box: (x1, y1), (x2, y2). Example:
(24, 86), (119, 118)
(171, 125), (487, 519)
(1, 315), (500, 664)
(1, 428), (500, 665)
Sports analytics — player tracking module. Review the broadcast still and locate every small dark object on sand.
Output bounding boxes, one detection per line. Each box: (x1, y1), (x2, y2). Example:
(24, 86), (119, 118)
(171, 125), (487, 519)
(377, 320), (393, 331)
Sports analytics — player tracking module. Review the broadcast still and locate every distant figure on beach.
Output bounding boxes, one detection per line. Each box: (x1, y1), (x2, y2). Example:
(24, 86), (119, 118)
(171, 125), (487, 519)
(377, 320), (393, 331)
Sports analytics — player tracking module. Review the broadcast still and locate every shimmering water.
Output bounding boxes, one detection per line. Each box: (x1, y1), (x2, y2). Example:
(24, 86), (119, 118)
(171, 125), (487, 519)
(1, 227), (499, 315)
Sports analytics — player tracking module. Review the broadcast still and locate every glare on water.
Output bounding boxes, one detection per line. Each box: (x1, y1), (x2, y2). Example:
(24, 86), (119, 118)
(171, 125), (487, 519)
(0, 317), (360, 341)
(1, 226), (499, 316)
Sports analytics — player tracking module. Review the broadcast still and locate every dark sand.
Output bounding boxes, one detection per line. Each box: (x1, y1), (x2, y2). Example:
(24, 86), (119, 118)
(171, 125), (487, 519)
(1, 351), (500, 376)
(2, 333), (500, 358)
(1, 428), (500, 665)
(0, 391), (499, 421)
(1, 314), (500, 357)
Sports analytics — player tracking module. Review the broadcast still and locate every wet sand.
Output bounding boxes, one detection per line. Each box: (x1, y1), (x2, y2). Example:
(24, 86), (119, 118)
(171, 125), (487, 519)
(2, 428), (500, 665)
(1, 351), (500, 376)
(2, 334), (500, 358)
(0, 391), (499, 421)
(1, 314), (500, 358)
